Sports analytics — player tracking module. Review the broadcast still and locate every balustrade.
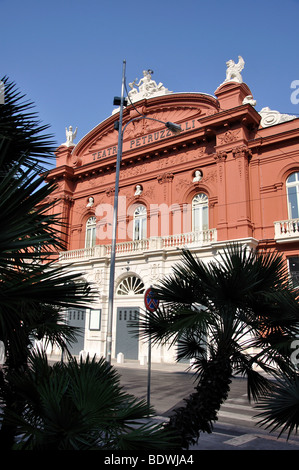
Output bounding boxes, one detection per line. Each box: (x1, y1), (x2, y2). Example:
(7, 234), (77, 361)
(59, 229), (217, 262)
(274, 219), (299, 241)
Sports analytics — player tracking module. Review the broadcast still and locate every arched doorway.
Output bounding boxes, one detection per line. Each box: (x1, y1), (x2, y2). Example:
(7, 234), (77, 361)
(115, 275), (145, 360)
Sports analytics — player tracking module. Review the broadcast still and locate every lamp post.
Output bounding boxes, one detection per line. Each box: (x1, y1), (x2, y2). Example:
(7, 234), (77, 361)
(105, 60), (181, 364)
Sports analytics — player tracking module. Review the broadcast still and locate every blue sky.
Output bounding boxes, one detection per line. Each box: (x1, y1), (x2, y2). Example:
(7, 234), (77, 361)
(2, 0), (299, 162)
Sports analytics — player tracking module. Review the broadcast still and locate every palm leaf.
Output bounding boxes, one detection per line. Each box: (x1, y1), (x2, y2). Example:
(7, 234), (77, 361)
(0, 76), (56, 172)
(2, 353), (176, 450)
(255, 374), (299, 438)
(135, 244), (299, 447)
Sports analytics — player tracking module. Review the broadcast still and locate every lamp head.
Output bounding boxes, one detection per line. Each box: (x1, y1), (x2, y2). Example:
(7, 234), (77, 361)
(113, 96), (128, 107)
(165, 121), (182, 135)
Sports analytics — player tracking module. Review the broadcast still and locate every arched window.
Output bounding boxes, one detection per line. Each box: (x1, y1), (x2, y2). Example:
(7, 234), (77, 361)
(286, 172), (299, 219)
(85, 216), (96, 248)
(133, 205), (147, 240)
(116, 275), (145, 295)
(192, 193), (209, 231)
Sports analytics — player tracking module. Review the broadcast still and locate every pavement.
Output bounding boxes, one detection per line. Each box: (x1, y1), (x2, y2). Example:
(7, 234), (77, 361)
(112, 358), (299, 452)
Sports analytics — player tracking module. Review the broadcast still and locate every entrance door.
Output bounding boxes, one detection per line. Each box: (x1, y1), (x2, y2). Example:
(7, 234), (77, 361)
(67, 308), (86, 355)
(116, 307), (139, 360)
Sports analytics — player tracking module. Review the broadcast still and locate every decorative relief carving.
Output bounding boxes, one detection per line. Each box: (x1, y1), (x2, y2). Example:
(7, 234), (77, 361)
(214, 151), (227, 162)
(143, 185), (155, 200)
(232, 146), (252, 161)
(202, 169), (217, 183)
(175, 169), (217, 194)
(88, 127), (118, 151)
(150, 263), (160, 282)
(218, 130), (240, 145)
(71, 154), (82, 167)
(237, 158), (243, 179)
(124, 184), (155, 204)
(243, 95), (256, 107)
(124, 119), (151, 139)
(123, 164), (147, 178)
(94, 269), (103, 284)
(219, 164), (224, 183)
(175, 177), (190, 192)
(106, 187), (115, 197)
(157, 172), (173, 201)
(259, 107), (296, 128)
(214, 152), (227, 184)
(156, 147), (213, 171)
(96, 193), (110, 205)
(195, 147), (206, 158)
(157, 172), (174, 184)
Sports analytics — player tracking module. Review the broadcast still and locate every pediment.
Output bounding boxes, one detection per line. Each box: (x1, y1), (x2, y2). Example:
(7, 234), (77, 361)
(72, 93), (219, 166)
(88, 127), (118, 152)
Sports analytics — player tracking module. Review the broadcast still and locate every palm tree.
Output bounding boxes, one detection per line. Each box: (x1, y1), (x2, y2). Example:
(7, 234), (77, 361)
(135, 245), (299, 449)
(3, 351), (176, 450)
(0, 78), (178, 450)
(0, 77), (93, 448)
(0, 77), (91, 358)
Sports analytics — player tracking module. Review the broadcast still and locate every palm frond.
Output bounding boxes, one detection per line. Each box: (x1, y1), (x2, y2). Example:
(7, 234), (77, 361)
(0, 159), (66, 262)
(131, 303), (211, 348)
(0, 76), (56, 172)
(255, 373), (299, 438)
(2, 353), (176, 450)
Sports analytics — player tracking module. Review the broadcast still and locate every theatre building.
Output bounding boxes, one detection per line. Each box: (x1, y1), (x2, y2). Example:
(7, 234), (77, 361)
(46, 58), (299, 363)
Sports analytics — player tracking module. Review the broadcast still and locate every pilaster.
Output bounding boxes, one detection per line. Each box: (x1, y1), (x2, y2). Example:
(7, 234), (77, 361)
(214, 151), (228, 240)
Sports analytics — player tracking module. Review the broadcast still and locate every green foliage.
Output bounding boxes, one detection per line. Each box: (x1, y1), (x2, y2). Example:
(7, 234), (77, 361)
(0, 76), (55, 172)
(0, 77), (95, 449)
(0, 77), (93, 366)
(3, 352), (176, 450)
(0, 77), (177, 451)
(255, 372), (299, 438)
(134, 245), (299, 447)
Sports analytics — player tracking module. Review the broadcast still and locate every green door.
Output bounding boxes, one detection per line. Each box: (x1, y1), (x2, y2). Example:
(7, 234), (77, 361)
(67, 308), (86, 356)
(116, 307), (139, 360)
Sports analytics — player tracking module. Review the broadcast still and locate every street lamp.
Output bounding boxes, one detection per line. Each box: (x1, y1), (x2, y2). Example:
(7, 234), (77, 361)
(105, 60), (182, 364)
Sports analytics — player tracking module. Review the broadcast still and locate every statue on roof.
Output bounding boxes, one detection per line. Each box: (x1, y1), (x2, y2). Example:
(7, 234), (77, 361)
(127, 69), (172, 103)
(62, 125), (78, 147)
(224, 56), (245, 84)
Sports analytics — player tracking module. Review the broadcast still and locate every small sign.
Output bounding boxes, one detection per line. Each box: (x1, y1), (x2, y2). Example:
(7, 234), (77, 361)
(144, 288), (159, 312)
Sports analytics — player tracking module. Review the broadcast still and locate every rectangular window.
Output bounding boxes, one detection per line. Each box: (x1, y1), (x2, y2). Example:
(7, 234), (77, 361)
(288, 186), (299, 219)
(89, 309), (101, 330)
(202, 206), (209, 231)
(289, 257), (299, 288)
(134, 218), (146, 240)
(86, 226), (96, 248)
(192, 206), (209, 231)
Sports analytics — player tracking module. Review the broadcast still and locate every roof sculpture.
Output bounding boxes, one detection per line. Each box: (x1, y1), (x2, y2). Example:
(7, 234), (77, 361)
(61, 56), (298, 148)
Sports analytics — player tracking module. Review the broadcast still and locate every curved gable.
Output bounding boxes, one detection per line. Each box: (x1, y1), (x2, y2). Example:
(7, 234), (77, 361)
(70, 93), (219, 168)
